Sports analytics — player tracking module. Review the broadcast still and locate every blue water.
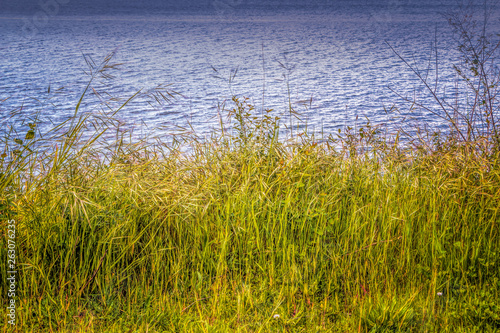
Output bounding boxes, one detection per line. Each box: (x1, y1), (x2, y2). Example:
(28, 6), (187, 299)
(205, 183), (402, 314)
(1, 1), (499, 142)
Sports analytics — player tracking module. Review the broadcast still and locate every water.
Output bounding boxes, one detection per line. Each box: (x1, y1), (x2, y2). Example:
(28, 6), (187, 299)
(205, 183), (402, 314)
(1, 1), (499, 142)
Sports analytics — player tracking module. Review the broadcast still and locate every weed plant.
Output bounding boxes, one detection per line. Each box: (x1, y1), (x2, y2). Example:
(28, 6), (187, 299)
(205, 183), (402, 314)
(1, 2), (500, 332)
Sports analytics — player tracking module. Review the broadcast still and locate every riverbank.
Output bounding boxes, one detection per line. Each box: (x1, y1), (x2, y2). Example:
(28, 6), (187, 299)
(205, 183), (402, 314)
(1, 91), (499, 331)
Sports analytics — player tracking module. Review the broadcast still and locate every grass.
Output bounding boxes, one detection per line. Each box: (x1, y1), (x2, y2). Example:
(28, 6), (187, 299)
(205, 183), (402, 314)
(1, 4), (500, 331)
(1, 90), (499, 332)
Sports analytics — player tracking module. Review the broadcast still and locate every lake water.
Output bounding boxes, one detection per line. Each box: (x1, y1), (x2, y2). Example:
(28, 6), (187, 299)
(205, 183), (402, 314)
(1, 1), (499, 142)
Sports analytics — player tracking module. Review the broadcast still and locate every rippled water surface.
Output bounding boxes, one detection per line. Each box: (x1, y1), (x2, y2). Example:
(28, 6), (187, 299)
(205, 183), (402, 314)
(1, 2), (498, 141)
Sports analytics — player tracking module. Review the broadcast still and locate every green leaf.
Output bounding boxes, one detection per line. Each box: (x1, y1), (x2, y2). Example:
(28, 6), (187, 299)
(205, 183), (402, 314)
(14, 138), (23, 145)
(25, 130), (35, 140)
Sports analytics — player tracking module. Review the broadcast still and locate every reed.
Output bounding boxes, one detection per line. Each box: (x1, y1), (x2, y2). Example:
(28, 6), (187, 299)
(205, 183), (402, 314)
(1, 85), (499, 332)
(1, 4), (499, 331)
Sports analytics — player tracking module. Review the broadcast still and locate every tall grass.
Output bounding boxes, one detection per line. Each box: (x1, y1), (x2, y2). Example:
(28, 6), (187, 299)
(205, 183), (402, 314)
(1, 4), (500, 332)
(1, 91), (499, 332)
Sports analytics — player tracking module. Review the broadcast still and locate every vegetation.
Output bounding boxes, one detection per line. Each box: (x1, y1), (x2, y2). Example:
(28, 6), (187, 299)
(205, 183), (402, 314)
(1, 2), (499, 332)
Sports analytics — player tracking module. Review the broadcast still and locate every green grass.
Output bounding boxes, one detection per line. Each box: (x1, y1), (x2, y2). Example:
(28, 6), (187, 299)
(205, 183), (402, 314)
(1, 7), (500, 328)
(1, 89), (499, 332)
